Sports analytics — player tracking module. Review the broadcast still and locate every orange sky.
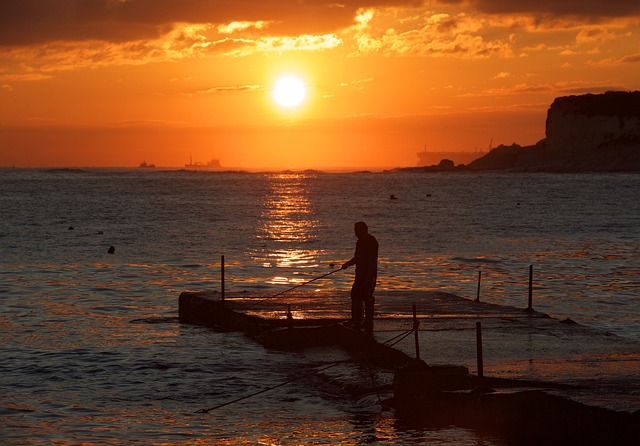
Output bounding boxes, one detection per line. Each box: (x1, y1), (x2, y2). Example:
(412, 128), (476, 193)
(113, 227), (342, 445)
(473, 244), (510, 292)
(1, 0), (639, 170)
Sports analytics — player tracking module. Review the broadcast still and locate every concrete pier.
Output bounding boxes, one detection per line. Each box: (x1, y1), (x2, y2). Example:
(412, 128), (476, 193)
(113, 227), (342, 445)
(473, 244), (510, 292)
(178, 289), (640, 407)
(179, 289), (640, 444)
(179, 290), (414, 368)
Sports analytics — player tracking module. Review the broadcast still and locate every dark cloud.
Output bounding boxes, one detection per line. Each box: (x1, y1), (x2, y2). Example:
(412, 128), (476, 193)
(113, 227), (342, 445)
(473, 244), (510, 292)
(559, 86), (629, 95)
(0, 0), (423, 46)
(620, 53), (640, 63)
(440, 0), (640, 18)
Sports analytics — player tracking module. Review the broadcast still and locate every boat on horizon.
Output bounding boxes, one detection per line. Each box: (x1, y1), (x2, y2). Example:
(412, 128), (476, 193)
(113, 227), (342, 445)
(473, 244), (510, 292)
(138, 160), (156, 168)
(185, 156), (221, 169)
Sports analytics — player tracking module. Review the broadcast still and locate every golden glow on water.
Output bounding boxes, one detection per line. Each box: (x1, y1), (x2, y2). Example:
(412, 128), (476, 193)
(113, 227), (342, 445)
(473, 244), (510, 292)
(258, 173), (316, 243)
(255, 173), (324, 284)
(197, 412), (493, 445)
(265, 248), (320, 269)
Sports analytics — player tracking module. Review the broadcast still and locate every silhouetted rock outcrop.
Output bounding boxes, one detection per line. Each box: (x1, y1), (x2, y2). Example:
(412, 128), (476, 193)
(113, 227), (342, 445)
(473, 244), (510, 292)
(467, 91), (640, 172)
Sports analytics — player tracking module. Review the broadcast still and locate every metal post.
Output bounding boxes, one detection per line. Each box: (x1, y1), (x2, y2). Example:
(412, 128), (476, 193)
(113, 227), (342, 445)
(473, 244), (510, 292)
(476, 270), (482, 302)
(287, 304), (293, 329)
(476, 321), (484, 380)
(527, 264), (533, 311)
(413, 304), (420, 360)
(221, 255), (225, 301)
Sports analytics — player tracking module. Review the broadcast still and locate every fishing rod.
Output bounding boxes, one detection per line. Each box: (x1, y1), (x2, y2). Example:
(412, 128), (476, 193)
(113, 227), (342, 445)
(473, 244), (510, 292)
(271, 268), (342, 298)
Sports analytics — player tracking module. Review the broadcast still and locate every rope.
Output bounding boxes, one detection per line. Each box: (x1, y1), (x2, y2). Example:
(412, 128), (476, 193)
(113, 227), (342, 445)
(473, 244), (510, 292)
(384, 329), (414, 348)
(193, 310), (420, 413)
(380, 328), (414, 346)
(362, 360), (384, 406)
(194, 360), (349, 414)
(193, 325), (417, 413)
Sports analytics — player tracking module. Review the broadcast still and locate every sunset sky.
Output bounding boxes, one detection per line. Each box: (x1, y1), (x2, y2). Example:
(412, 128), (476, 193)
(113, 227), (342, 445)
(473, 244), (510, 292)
(1, 1), (639, 170)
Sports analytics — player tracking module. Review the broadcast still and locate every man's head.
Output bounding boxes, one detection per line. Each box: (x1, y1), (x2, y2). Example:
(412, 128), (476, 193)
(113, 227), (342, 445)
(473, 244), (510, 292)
(354, 221), (368, 239)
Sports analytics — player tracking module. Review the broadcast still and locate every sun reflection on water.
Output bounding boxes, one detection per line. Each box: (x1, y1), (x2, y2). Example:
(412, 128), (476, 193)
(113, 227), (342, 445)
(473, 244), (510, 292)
(254, 173), (324, 283)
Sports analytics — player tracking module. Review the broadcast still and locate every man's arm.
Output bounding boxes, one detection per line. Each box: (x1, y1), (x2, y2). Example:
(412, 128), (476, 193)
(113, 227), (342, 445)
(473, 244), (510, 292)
(341, 257), (355, 269)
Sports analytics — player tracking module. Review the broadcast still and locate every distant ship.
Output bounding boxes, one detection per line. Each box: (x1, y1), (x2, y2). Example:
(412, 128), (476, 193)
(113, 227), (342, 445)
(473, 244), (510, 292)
(138, 161), (156, 168)
(417, 141), (490, 167)
(185, 156), (221, 169)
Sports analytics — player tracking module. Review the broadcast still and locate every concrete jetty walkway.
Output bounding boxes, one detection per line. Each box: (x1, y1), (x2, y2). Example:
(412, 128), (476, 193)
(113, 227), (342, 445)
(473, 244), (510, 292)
(179, 289), (640, 413)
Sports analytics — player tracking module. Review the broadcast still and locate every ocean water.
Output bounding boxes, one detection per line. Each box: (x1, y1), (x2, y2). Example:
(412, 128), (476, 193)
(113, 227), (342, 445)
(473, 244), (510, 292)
(1, 168), (639, 444)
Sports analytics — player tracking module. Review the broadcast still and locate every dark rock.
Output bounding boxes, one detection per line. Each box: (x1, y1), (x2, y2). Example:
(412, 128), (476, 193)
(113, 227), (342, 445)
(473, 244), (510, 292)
(465, 91), (640, 172)
(437, 159), (455, 170)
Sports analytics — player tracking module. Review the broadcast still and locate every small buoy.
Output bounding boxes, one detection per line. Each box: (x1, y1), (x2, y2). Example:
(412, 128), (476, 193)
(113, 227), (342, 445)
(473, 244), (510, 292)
(107, 246), (115, 254)
(390, 194), (397, 200)
(97, 231), (104, 235)
(68, 226), (74, 230)
(426, 193), (432, 197)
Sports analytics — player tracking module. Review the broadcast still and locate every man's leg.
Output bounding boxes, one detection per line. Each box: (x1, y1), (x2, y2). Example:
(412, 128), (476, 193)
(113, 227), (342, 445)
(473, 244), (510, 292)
(351, 296), (363, 326)
(363, 294), (374, 332)
(350, 281), (365, 326)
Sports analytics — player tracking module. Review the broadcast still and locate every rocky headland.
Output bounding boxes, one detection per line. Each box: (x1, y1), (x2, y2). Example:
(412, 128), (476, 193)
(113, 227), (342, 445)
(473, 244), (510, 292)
(403, 91), (640, 172)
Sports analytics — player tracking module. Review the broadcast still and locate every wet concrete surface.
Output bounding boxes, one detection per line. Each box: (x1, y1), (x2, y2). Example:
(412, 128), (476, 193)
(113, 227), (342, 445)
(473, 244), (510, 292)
(200, 289), (640, 413)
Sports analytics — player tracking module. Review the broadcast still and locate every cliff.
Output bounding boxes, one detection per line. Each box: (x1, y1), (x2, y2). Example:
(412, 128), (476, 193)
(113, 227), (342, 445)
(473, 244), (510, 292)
(467, 91), (640, 172)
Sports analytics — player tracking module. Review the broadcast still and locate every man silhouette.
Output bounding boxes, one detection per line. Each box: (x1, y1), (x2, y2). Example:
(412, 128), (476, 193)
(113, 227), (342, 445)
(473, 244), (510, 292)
(342, 221), (378, 332)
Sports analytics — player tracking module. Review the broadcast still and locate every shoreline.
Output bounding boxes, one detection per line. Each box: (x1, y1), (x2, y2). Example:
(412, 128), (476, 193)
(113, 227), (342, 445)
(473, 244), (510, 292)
(3, 165), (640, 174)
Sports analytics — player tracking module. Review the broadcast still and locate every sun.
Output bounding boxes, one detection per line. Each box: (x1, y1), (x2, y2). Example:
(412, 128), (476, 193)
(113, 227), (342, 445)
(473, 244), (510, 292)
(272, 76), (306, 108)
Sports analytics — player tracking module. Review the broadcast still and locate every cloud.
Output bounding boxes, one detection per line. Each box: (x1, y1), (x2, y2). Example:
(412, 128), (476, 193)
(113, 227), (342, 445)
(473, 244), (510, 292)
(353, 11), (515, 58)
(1, 25), (343, 75)
(458, 82), (553, 97)
(0, 73), (53, 82)
(576, 27), (618, 44)
(589, 52), (640, 67)
(1, 0), (637, 75)
(622, 53), (640, 63)
(217, 21), (271, 35)
(461, 80), (632, 98)
(396, 31), (513, 58)
(190, 84), (264, 96)
(0, 0), (423, 46)
(437, 1), (640, 19)
(339, 77), (375, 89)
